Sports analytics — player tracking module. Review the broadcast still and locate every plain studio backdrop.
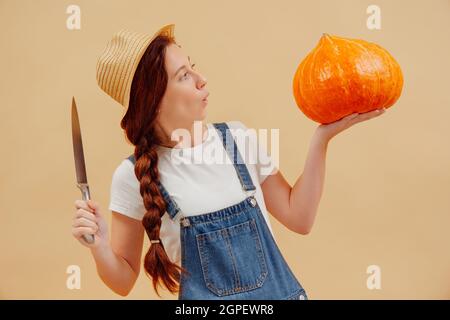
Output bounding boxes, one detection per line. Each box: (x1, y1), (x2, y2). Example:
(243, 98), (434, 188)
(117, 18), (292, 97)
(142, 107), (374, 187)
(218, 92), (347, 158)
(0, 0), (449, 299)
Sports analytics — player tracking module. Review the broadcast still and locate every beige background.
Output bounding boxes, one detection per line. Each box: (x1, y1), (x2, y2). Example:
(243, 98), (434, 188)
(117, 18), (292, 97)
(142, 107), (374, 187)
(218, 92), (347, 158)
(1, 0), (449, 299)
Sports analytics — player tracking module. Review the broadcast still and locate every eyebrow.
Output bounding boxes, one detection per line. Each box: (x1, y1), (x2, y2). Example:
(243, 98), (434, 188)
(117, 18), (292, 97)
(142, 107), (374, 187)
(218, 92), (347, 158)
(174, 56), (191, 78)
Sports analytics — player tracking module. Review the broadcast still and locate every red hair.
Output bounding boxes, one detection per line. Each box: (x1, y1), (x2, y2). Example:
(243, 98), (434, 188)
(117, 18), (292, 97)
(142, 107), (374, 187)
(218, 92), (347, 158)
(120, 35), (186, 296)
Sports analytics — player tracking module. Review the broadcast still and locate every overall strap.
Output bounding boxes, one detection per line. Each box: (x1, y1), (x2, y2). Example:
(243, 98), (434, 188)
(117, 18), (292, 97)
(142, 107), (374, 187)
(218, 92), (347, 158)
(126, 154), (182, 221)
(212, 122), (256, 193)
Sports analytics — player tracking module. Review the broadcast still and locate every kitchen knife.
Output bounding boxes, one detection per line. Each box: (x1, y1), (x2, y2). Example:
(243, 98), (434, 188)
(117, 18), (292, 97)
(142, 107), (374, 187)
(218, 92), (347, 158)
(71, 96), (95, 244)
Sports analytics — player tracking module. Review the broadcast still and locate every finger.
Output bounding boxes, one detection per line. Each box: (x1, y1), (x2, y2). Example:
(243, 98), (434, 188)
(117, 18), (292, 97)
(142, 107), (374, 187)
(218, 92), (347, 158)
(74, 200), (93, 212)
(74, 208), (96, 221)
(72, 226), (97, 238)
(372, 108), (386, 115)
(72, 217), (98, 230)
(357, 108), (385, 121)
(87, 200), (100, 214)
(79, 234), (98, 247)
(369, 108), (385, 116)
(343, 113), (359, 121)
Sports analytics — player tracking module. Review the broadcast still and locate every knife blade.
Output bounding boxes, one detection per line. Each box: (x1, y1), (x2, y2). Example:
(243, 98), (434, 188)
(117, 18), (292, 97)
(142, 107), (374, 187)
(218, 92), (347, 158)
(71, 96), (95, 244)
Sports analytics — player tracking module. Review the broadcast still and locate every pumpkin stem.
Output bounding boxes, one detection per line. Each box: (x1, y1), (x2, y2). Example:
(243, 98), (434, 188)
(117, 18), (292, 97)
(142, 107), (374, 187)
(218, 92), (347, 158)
(321, 33), (333, 45)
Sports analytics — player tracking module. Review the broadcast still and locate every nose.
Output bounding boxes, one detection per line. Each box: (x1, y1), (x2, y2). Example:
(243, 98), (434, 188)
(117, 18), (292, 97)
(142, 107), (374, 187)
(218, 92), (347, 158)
(198, 78), (207, 89)
(195, 71), (207, 89)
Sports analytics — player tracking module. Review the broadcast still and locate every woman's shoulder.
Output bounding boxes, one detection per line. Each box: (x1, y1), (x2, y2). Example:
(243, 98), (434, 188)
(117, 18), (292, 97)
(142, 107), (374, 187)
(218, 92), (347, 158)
(112, 157), (137, 184)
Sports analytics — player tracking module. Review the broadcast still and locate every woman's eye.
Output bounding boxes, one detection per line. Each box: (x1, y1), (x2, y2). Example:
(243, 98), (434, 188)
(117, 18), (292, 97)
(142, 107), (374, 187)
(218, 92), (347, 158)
(182, 64), (196, 80)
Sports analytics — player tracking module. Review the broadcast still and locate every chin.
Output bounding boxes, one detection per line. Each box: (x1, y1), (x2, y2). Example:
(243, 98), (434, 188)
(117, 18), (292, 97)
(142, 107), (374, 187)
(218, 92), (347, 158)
(191, 115), (206, 124)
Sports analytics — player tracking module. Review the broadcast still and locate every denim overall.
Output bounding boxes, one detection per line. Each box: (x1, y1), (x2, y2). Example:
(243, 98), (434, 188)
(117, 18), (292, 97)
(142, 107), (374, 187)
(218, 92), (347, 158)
(127, 123), (308, 300)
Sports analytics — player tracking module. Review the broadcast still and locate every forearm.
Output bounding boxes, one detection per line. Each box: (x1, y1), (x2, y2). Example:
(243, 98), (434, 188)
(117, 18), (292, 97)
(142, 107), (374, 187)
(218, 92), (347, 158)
(90, 243), (138, 296)
(289, 130), (329, 233)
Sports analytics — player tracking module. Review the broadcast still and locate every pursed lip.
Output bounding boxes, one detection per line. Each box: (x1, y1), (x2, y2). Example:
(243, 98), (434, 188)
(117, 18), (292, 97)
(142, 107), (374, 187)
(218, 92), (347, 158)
(202, 93), (209, 101)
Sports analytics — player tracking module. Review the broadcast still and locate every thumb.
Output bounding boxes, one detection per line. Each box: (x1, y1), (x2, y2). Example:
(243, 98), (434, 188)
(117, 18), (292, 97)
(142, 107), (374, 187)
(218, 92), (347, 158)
(87, 200), (101, 215)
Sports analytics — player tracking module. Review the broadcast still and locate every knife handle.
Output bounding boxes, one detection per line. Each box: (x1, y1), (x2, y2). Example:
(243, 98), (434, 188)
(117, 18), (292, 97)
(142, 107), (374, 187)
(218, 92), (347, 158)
(77, 183), (95, 244)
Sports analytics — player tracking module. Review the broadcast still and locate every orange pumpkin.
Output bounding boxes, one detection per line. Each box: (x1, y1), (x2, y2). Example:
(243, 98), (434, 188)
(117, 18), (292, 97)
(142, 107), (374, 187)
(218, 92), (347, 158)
(292, 34), (403, 124)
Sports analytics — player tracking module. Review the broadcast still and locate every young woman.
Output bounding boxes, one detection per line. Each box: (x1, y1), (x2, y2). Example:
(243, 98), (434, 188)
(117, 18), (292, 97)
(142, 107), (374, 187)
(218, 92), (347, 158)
(72, 24), (385, 300)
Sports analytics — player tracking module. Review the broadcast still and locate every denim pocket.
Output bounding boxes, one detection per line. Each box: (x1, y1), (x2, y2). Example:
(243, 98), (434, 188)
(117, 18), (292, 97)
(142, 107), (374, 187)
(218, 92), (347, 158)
(196, 218), (268, 296)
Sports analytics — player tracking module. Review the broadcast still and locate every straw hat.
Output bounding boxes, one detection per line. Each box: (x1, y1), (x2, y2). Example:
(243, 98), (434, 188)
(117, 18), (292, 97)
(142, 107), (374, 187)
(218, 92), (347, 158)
(96, 24), (175, 110)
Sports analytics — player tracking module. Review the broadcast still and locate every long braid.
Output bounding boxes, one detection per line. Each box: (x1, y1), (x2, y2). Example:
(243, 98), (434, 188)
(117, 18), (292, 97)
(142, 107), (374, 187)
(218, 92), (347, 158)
(120, 35), (186, 296)
(134, 133), (183, 296)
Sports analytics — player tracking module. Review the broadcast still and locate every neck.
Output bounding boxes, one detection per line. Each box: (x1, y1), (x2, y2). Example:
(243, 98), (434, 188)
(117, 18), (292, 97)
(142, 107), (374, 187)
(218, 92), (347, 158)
(158, 120), (208, 149)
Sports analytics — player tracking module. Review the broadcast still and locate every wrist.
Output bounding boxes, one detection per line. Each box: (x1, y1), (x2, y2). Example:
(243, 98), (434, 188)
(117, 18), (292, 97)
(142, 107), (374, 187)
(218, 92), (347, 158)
(313, 127), (332, 146)
(90, 238), (111, 255)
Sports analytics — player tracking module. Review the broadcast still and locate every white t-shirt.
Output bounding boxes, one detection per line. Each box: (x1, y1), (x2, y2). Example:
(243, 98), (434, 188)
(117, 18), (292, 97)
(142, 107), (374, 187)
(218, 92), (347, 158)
(108, 120), (278, 264)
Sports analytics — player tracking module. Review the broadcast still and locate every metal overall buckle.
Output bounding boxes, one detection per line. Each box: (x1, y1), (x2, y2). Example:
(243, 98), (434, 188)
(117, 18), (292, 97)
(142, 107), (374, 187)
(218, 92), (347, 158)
(245, 187), (257, 207)
(174, 210), (191, 227)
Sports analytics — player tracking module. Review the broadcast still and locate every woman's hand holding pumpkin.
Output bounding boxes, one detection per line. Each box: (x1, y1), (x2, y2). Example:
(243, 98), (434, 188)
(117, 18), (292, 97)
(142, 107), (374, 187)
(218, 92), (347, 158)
(315, 107), (386, 142)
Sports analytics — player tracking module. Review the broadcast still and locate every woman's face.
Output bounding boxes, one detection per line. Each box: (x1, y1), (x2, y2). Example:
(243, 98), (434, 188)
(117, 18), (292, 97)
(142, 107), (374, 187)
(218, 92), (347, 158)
(158, 43), (209, 132)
